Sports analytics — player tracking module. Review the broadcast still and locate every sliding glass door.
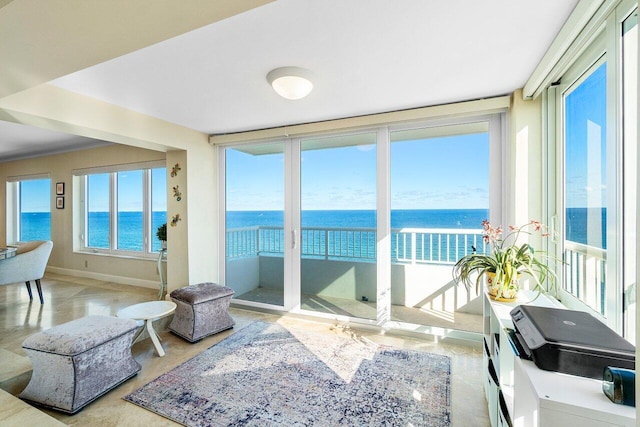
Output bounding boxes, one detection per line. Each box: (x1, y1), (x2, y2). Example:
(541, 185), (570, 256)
(224, 142), (285, 308)
(221, 114), (501, 333)
(299, 133), (377, 319)
(389, 124), (490, 333)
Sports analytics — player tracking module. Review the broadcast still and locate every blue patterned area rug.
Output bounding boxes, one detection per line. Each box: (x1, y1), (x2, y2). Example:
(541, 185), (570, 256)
(124, 321), (451, 426)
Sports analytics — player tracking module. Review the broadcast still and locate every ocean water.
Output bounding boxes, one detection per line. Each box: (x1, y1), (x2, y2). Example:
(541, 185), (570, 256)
(86, 211), (167, 251)
(19, 212), (51, 241)
(20, 211), (167, 252)
(225, 209), (492, 261)
(565, 207), (607, 249)
(225, 209), (489, 229)
(19, 208), (600, 254)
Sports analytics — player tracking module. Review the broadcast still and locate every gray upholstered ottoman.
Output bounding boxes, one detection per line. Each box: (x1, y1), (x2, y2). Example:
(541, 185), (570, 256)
(169, 282), (235, 342)
(19, 315), (141, 413)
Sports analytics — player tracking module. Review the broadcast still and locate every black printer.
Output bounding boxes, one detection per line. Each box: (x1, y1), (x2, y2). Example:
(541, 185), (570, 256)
(510, 305), (635, 379)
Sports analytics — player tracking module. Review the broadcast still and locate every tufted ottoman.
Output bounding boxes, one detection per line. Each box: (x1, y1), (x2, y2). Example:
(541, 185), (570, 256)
(169, 282), (235, 342)
(19, 315), (141, 413)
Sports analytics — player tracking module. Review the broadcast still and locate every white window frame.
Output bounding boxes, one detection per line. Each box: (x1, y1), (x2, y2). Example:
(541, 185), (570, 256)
(548, 0), (637, 337)
(218, 111), (505, 337)
(74, 161), (165, 258)
(5, 173), (51, 244)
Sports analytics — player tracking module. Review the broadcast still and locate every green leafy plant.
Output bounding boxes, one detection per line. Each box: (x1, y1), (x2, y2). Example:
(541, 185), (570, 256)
(156, 223), (167, 242)
(453, 220), (558, 299)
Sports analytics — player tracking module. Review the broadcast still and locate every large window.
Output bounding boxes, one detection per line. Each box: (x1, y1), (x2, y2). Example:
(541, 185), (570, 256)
(5, 176), (51, 243)
(390, 124), (490, 332)
(77, 163), (166, 256)
(87, 173), (110, 249)
(562, 59), (608, 315)
(552, 2), (637, 341)
(117, 170), (144, 251)
(221, 112), (503, 336)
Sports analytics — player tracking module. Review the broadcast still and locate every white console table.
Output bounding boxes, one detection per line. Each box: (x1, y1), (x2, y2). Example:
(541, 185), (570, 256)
(484, 290), (636, 427)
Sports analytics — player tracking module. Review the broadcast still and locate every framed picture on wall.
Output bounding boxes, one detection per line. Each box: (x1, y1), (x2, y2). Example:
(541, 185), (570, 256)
(56, 182), (65, 195)
(56, 196), (64, 209)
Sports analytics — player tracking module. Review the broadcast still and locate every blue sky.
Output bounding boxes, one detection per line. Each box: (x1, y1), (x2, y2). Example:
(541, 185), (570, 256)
(20, 179), (50, 212)
(87, 168), (167, 212)
(20, 168), (167, 213)
(226, 132), (490, 211)
(23, 131), (495, 214)
(564, 62), (607, 209)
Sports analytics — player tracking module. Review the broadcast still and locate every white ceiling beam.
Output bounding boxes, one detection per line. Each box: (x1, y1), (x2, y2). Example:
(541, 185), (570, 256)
(0, 0), (273, 99)
(0, 84), (209, 151)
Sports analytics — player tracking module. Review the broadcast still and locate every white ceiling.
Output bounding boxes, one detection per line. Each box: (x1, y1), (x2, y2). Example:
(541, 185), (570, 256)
(0, 120), (111, 162)
(1, 0), (579, 161)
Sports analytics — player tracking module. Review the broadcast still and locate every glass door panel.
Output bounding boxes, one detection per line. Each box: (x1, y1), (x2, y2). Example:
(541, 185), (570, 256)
(562, 60), (608, 317)
(390, 125), (489, 332)
(225, 143), (285, 307)
(300, 133), (377, 319)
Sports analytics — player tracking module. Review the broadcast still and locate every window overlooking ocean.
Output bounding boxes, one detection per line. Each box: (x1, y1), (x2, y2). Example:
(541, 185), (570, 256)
(222, 115), (500, 332)
(77, 164), (166, 256)
(87, 173), (110, 249)
(564, 62), (607, 251)
(562, 58), (609, 319)
(117, 170), (144, 251)
(553, 2), (637, 342)
(18, 178), (51, 241)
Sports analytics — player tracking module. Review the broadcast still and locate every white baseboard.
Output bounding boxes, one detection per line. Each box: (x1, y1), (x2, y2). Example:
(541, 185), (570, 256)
(46, 266), (160, 290)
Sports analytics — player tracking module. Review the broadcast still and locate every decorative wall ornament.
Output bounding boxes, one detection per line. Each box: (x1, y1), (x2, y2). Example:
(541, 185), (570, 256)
(172, 185), (182, 202)
(171, 163), (181, 177)
(170, 214), (182, 227)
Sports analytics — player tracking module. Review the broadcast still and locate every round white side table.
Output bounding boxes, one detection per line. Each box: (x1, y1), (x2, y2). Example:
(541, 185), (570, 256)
(117, 300), (176, 357)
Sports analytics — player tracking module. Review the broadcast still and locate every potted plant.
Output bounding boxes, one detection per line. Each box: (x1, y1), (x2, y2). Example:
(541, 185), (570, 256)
(453, 220), (558, 302)
(156, 223), (167, 249)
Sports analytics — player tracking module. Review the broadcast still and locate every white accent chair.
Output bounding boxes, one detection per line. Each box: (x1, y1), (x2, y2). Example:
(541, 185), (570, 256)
(0, 240), (53, 304)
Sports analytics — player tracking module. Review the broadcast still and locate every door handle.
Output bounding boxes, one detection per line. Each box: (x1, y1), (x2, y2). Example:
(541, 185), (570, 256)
(292, 229), (297, 249)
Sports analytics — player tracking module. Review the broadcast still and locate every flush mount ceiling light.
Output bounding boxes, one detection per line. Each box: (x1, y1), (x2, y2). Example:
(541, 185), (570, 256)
(266, 66), (314, 100)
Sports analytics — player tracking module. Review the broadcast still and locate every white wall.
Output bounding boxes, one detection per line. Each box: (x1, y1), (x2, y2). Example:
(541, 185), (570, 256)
(236, 256), (480, 314)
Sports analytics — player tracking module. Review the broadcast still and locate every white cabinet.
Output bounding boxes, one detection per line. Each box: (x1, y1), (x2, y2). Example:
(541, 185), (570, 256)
(483, 291), (636, 427)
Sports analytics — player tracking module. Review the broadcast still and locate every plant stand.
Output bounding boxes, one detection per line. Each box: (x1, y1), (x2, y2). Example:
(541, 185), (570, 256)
(157, 248), (167, 300)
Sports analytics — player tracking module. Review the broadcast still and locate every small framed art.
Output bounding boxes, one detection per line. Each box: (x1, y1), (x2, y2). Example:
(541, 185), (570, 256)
(56, 182), (65, 195)
(56, 196), (64, 209)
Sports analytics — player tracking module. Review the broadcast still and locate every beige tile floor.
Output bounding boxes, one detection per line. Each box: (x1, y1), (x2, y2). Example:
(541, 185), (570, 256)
(0, 273), (489, 426)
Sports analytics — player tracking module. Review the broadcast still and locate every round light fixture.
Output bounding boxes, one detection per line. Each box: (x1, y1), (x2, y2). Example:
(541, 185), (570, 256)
(266, 66), (314, 100)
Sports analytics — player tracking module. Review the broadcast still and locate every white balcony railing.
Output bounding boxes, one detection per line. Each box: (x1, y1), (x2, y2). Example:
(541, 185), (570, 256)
(564, 240), (607, 315)
(226, 226), (486, 265)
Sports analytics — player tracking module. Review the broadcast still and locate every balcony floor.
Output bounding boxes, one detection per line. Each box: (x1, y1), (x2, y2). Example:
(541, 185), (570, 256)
(236, 288), (483, 333)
